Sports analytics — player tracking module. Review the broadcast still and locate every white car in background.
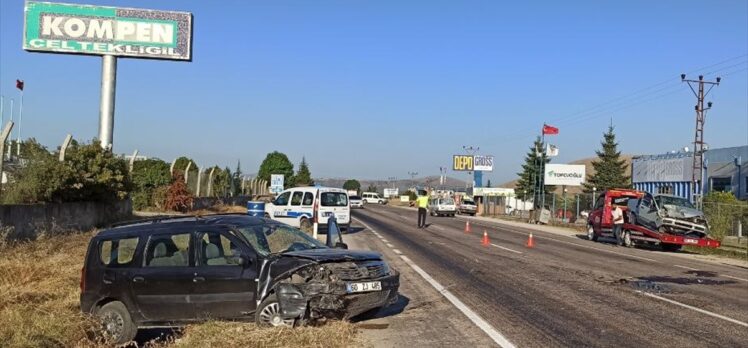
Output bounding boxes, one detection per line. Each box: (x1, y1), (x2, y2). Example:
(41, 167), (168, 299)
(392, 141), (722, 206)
(349, 195), (364, 209)
(264, 187), (350, 232)
(362, 192), (387, 204)
(428, 197), (457, 217)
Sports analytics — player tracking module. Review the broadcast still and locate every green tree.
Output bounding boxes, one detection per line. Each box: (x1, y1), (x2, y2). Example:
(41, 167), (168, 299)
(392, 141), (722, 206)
(131, 158), (172, 209)
(58, 141), (132, 202)
(258, 151), (295, 188)
(209, 166), (230, 197)
(231, 160), (243, 196)
(514, 137), (554, 204)
(343, 179), (361, 192)
(1, 140), (69, 204)
(366, 184), (378, 193)
(583, 126), (630, 193)
(294, 157), (314, 187)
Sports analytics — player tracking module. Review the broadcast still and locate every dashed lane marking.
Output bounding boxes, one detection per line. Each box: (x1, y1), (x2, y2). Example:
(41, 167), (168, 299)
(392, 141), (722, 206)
(393, 249), (402, 255)
(386, 243), (394, 248)
(490, 243), (523, 254)
(639, 291), (748, 328)
(721, 274), (748, 282)
(674, 264), (699, 271)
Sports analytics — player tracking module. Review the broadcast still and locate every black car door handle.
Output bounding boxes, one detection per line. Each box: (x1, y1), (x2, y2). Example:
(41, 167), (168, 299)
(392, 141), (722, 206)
(132, 276), (145, 283)
(193, 276), (206, 283)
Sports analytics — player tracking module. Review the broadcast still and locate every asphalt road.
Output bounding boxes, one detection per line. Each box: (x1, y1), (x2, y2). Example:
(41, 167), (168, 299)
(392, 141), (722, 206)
(352, 204), (748, 347)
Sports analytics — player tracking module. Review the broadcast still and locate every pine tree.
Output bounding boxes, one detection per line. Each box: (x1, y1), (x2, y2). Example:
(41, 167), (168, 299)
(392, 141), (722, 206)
(294, 157), (314, 186)
(583, 125), (630, 192)
(514, 137), (555, 204)
(232, 160), (243, 196)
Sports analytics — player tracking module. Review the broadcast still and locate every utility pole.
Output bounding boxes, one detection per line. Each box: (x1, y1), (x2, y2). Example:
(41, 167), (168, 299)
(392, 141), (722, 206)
(462, 145), (479, 190)
(681, 74), (720, 203)
(408, 171), (418, 191)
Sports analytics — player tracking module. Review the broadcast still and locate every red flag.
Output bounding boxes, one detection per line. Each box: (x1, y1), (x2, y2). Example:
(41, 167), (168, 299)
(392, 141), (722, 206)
(15, 79), (24, 91)
(542, 124), (559, 135)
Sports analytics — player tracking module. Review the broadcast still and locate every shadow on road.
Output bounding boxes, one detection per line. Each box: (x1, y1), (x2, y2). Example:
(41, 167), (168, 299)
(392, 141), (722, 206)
(351, 294), (410, 323)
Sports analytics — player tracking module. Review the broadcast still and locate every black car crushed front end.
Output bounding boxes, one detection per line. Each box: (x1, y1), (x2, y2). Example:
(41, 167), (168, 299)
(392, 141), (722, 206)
(268, 250), (400, 321)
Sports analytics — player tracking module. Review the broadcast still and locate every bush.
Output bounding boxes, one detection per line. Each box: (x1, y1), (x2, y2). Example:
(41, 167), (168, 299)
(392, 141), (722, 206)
(703, 191), (748, 241)
(165, 174), (194, 212)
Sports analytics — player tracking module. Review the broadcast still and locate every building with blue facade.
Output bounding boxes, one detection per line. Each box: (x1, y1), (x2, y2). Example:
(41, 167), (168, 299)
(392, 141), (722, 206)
(632, 145), (747, 201)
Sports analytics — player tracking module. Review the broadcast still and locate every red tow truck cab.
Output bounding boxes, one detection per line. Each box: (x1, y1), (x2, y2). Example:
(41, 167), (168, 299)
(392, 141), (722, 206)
(587, 189), (721, 250)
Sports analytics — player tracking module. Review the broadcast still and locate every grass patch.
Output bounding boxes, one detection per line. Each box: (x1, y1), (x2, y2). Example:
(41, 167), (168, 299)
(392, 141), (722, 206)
(0, 229), (361, 348)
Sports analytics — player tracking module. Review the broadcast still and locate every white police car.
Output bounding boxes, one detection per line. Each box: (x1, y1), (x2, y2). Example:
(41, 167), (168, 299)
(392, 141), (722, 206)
(264, 186), (351, 232)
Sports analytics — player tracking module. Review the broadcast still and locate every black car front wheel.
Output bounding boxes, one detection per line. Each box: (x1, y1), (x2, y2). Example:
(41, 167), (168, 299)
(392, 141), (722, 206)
(256, 295), (296, 327)
(97, 301), (137, 345)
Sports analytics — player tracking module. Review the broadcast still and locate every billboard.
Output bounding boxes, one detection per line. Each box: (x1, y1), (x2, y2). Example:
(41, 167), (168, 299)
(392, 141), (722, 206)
(383, 188), (399, 197)
(270, 174), (284, 194)
(544, 164), (586, 186)
(473, 155), (494, 172)
(453, 155), (493, 172)
(453, 155), (473, 171)
(23, 2), (193, 60)
(473, 187), (515, 196)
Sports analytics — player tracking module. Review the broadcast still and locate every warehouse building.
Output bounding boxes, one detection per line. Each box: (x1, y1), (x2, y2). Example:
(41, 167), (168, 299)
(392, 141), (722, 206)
(632, 145), (747, 201)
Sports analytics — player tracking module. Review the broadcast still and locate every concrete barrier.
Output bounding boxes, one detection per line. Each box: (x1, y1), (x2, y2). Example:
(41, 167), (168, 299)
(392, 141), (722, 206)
(0, 199), (132, 240)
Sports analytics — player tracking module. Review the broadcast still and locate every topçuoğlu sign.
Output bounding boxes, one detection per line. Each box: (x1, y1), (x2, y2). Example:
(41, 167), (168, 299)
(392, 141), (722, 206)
(23, 2), (193, 61)
(544, 164), (586, 186)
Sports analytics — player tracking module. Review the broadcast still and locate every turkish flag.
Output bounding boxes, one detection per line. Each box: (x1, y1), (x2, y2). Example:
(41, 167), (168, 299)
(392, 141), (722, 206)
(542, 124), (559, 135)
(16, 79), (24, 91)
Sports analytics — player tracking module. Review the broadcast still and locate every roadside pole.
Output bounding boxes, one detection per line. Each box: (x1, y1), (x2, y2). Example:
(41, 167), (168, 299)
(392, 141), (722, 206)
(99, 55), (117, 150)
(6, 99), (13, 160)
(0, 122), (15, 198)
(16, 86), (23, 157)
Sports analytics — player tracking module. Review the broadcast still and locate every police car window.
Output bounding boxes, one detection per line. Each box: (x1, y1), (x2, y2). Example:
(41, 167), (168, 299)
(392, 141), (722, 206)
(321, 192), (348, 207)
(275, 192), (291, 205)
(290, 191), (303, 206)
(303, 192), (314, 206)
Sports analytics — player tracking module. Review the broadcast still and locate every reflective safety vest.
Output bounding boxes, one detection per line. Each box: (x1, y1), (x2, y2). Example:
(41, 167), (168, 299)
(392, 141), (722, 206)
(416, 196), (429, 208)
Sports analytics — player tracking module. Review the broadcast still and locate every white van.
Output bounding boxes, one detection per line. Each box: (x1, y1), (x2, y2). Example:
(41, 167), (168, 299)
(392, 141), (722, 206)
(264, 187), (351, 232)
(362, 192), (387, 204)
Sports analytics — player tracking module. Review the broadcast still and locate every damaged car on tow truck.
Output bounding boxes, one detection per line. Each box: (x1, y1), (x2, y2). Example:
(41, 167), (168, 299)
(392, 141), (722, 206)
(80, 214), (399, 344)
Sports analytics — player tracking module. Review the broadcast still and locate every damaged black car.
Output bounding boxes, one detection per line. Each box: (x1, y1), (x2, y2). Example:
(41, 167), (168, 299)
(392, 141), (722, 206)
(80, 214), (399, 344)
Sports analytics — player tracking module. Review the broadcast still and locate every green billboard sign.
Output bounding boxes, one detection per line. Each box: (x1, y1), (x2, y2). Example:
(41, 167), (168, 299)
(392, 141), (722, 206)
(23, 2), (192, 61)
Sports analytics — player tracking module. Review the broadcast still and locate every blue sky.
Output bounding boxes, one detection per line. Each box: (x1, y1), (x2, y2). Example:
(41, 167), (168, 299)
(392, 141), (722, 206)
(1, 0), (746, 184)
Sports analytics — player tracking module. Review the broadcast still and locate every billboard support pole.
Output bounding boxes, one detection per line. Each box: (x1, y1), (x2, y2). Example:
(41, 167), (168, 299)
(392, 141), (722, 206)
(99, 55), (117, 151)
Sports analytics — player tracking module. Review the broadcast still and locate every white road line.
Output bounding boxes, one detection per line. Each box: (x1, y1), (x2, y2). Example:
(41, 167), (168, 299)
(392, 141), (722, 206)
(400, 255), (516, 348)
(382, 238), (389, 243)
(674, 264), (699, 271)
(639, 291), (748, 328)
(551, 238), (659, 262)
(393, 249), (402, 255)
(722, 274), (748, 282)
(386, 243), (394, 248)
(490, 243), (523, 254)
(352, 217), (515, 348)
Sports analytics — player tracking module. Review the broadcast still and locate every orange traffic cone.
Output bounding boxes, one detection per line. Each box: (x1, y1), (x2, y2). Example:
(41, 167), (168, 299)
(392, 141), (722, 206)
(526, 233), (535, 248)
(481, 230), (490, 247)
(464, 220), (472, 233)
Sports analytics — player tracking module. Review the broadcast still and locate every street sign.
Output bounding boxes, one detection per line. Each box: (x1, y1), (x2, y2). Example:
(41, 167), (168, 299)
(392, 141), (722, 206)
(544, 164), (586, 186)
(23, 2), (193, 61)
(270, 174), (284, 194)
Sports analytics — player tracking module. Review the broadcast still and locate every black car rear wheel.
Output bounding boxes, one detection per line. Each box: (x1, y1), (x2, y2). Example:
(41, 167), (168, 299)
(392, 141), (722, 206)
(97, 301), (137, 345)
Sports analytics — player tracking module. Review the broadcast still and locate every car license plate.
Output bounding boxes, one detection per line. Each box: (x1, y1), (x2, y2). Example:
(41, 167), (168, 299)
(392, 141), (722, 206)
(347, 281), (382, 293)
(684, 238), (698, 244)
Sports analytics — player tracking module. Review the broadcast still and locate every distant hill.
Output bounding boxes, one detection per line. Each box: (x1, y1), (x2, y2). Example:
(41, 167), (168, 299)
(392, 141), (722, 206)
(314, 176), (467, 193)
(499, 155), (634, 195)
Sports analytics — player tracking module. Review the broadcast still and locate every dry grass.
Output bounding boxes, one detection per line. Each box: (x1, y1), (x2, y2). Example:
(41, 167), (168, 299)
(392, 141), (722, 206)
(0, 229), (361, 348)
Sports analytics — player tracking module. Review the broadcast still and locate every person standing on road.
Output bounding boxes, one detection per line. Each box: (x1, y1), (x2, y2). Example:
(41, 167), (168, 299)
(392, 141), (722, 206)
(611, 204), (625, 246)
(416, 190), (430, 228)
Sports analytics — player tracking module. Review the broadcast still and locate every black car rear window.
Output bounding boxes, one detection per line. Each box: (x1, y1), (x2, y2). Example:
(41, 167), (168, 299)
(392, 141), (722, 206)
(99, 237), (139, 267)
(321, 192), (348, 207)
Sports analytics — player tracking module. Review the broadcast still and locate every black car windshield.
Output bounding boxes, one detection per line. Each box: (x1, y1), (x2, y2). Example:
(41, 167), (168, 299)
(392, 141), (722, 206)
(463, 200), (475, 205)
(350, 196), (361, 200)
(655, 195), (695, 209)
(235, 223), (326, 256)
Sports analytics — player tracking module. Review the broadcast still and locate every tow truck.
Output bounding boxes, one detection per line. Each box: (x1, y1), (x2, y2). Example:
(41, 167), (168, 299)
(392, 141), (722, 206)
(586, 189), (721, 251)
